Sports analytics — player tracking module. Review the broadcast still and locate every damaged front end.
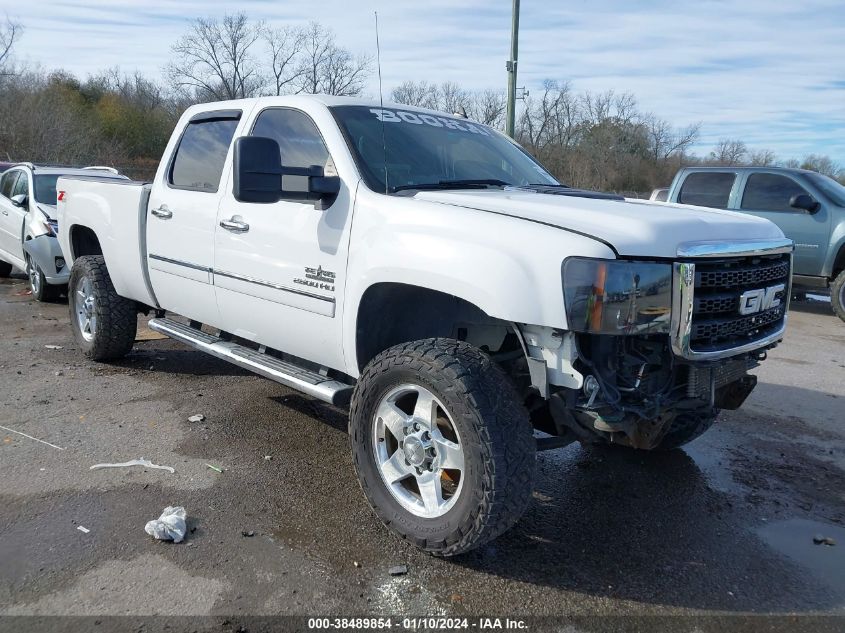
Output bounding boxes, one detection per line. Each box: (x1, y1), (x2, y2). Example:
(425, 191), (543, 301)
(524, 243), (791, 450)
(22, 234), (69, 284)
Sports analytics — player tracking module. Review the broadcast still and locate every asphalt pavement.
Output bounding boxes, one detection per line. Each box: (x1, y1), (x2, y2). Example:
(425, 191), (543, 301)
(1, 272), (844, 630)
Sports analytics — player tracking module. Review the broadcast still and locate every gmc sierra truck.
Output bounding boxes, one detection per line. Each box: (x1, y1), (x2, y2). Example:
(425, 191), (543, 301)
(57, 96), (793, 555)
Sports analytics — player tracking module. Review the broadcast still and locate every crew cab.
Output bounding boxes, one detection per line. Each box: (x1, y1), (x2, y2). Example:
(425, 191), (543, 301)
(666, 166), (845, 322)
(0, 163), (127, 300)
(57, 96), (793, 555)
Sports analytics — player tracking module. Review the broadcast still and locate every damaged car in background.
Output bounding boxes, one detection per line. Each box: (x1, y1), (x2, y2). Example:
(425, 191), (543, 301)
(55, 96), (793, 555)
(0, 163), (127, 300)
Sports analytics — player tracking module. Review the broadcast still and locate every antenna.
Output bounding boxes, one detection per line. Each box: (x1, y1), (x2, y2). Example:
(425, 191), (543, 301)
(375, 11), (389, 194)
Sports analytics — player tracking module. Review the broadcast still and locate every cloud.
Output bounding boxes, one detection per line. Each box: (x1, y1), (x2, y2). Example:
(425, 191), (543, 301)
(9, 0), (845, 162)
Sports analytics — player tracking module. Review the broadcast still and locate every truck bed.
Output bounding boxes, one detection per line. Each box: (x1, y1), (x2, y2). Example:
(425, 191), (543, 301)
(56, 175), (157, 308)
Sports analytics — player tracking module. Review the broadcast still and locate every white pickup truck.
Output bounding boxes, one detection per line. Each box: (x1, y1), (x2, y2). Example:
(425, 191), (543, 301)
(57, 95), (793, 555)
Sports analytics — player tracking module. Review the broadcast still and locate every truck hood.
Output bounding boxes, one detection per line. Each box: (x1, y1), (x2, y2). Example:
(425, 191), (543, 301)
(415, 189), (785, 258)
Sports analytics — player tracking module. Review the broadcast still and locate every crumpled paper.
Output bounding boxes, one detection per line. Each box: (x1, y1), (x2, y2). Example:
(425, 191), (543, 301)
(144, 506), (187, 543)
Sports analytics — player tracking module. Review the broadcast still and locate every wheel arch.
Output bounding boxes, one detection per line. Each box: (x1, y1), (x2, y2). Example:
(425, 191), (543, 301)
(353, 282), (520, 373)
(68, 225), (103, 260)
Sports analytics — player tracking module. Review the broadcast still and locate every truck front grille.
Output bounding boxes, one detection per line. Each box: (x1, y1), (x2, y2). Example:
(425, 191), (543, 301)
(687, 253), (790, 353)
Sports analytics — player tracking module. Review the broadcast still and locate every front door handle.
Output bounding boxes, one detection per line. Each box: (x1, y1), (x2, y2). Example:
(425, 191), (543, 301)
(151, 205), (173, 219)
(220, 218), (250, 233)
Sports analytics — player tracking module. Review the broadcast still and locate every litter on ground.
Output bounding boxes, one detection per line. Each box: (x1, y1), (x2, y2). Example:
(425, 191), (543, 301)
(206, 464), (224, 473)
(145, 506), (187, 543)
(44, 345), (63, 350)
(77, 526), (90, 534)
(0, 424), (65, 451)
(188, 414), (205, 423)
(89, 458), (175, 474)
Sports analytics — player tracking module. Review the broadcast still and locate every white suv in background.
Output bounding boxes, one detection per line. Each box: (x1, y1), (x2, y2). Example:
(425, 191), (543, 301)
(0, 163), (127, 300)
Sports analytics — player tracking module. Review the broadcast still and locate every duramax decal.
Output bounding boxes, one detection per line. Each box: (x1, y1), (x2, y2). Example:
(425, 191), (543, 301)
(294, 266), (336, 293)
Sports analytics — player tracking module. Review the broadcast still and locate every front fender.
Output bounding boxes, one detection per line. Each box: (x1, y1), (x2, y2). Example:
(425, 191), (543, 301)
(341, 192), (614, 374)
(823, 221), (845, 278)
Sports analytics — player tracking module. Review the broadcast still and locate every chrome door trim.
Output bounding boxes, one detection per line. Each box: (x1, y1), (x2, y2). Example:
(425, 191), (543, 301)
(148, 253), (212, 273)
(213, 269), (335, 304)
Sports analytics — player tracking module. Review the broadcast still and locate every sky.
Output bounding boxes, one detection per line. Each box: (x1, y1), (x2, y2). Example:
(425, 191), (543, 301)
(5, 0), (845, 163)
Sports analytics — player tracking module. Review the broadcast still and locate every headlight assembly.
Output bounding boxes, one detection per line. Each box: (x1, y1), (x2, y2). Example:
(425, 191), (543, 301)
(563, 258), (673, 335)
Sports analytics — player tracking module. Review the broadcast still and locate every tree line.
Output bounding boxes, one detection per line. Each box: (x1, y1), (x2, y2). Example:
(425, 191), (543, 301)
(0, 13), (842, 191)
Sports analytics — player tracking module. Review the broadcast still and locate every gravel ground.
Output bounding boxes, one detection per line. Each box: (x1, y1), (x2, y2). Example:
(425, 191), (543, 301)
(1, 272), (844, 630)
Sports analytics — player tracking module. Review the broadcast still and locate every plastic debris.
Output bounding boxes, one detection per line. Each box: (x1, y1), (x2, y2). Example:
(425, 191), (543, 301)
(144, 506), (187, 543)
(44, 345), (63, 350)
(813, 534), (837, 546)
(90, 458), (175, 474)
(77, 526), (90, 534)
(188, 414), (205, 423)
(241, 530), (255, 537)
(388, 565), (408, 576)
(206, 464), (224, 473)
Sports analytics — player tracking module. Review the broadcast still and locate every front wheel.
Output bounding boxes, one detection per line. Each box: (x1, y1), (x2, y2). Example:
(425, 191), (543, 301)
(68, 255), (137, 360)
(350, 338), (536, 556)
(832, 269), (845, 324)
(26, 255), (60, 302)
(0, 260), (12, 278)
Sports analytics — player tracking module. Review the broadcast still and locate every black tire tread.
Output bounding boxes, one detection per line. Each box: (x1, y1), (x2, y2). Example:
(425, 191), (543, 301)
(350, 338), (535, 556)
(69, 255), (137, 361)
(831, 269), (845, 324)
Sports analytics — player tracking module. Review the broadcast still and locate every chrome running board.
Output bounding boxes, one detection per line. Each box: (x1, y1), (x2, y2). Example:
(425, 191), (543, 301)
(147, 318), (353, 406)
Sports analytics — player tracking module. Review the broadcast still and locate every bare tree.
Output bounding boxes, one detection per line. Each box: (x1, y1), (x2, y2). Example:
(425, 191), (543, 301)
(709, 139), (748, 165)
(294, 22), (370, 96)
(748, 148), (778, 166)
(264, 25), (304, 96)
(643, 115), (700, 161)
(800, 154), (842, 179)
(167, 13), (263, 101)
(0, 15), (22, 75)
(468, 89), (506, 127)
(391, 80), (438, 108)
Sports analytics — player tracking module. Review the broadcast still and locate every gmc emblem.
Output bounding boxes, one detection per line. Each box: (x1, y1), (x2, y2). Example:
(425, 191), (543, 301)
(738, 283), (785, 315)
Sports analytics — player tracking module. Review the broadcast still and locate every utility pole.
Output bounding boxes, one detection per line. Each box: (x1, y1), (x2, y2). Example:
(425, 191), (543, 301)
(505, 0), (520, 139)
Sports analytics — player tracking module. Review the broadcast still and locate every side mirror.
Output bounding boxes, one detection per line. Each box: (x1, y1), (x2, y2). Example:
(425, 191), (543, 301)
(233, 136), (284, 204)
(789, 193), (820, 213)
(233, 135), (341, 208)
(11, 193), (28, 208)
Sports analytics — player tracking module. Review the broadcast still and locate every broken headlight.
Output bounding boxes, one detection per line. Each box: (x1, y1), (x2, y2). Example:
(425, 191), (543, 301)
(563, 258), (673, 335)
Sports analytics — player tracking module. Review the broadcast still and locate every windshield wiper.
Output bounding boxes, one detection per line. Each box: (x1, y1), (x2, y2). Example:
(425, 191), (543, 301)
(391, 179), (510, 193)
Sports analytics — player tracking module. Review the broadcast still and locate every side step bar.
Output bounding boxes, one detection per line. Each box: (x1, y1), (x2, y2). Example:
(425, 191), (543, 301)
(147, 318), (353, 406)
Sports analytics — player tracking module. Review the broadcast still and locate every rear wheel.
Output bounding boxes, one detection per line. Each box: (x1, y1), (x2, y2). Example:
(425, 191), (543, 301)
(832, 270), (845, 324)
(350, 338), (536, 556)
(0, 260), (12, 278)
(68, 255), (137, 360)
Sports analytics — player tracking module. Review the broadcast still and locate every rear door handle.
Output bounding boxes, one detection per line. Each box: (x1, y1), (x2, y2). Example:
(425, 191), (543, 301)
(151, 205), (172, 219)
(220, 218), (249, 233)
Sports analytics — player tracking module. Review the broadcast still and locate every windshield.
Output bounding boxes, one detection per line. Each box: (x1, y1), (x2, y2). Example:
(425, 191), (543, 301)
(330, 105), (558, 193)
(806, 172), (845, 207)
(34, 175), (61, 205)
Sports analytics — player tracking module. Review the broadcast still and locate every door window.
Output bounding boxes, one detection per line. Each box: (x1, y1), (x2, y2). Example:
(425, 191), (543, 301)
(11, 172), (29, 198)
(0, 170), (21, 199)
(169, 115), (241, 192)
(251, 108), (333, 193)
(741, 173), (810, 212)
(677, 172), (736, 208)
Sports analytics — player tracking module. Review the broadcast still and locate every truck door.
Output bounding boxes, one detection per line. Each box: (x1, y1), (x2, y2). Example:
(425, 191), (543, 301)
(213, 106), (354, 371)
(737, 172), (830, 276)
(146, 110), (242, 326)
